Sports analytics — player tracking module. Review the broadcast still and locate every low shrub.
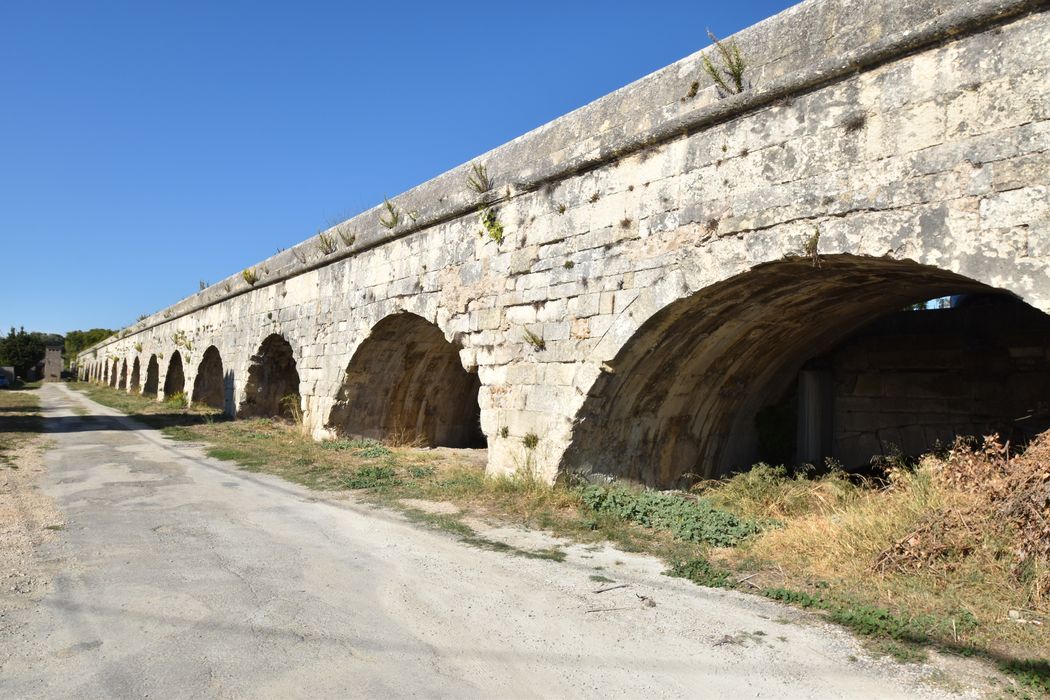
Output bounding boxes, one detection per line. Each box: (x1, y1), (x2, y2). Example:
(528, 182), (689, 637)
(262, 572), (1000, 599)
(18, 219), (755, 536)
(578, 484), (762, 547)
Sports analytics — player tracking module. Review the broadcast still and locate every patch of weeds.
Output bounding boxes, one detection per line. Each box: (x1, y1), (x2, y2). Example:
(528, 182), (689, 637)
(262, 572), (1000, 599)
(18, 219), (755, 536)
(242, 268), (259, 285)
(292, 248), (307, 264)
(665, 557), (732, 587)
(522, 433), (539, 450)
(344, 465), (400, 489)
(466, 161), (492, 194)
(409, 465), (436, 479)
(682, 80), (700, 101)
(1000, 659), (1050, 696)
(479, 206), (505, 244)
(207, 446), (267, 468)
(589, 192), (600, 204)
(555, 202), (567, 215)
(579, 484), (763, 547)
(702, 30), (747, 96)
(563, 260), (575, 269)
(322, 437), (392, 458)
(590, 574), (616, 583)
(499, 426), (509, 438)
(619, 217), (632, 229)
(522, 328), (546, 351)
(378, 197), (402, 229)
(317, 231), (337, 255)
(44, 524), (65, 531)
(803, 228), (821, 268)
(337, 225), (356, 247)
(165, 391), (187, 408)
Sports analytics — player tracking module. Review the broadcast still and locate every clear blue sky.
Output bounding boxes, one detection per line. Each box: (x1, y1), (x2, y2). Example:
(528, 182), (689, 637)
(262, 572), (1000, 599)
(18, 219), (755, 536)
(1, 1), (795, 336)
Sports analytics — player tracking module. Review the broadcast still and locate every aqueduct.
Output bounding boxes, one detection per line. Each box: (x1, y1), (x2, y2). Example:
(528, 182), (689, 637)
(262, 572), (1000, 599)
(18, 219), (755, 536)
(79, 0), (1050, 487)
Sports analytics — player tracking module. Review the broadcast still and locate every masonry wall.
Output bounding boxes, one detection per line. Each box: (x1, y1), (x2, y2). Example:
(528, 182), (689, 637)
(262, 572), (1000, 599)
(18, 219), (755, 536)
(80, 0), (1050, 486)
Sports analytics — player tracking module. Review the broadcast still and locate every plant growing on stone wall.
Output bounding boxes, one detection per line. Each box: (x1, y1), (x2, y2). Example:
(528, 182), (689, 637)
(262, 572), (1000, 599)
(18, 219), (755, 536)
(803, 228), (822, 268)
(134, 342), (142, 353)
(199, 280), (209, 291)
(222, 281), (231, 293)
(499, 426), (510, 438)
(338, 225), (356, 247)
(242, 268), (259, 285)
(172, 330), (192, 351)
(291, 247), (307, 264)
(317, 231), (337, 255)
(479, 206), (505, 244)
(522, 327), (546, 351)
(378, 197), (402, 229)
(702, 30), (747, 96)
(522, 433), (539, 450)
(466, 162), (492, 194)
(137, 314), (148, 322)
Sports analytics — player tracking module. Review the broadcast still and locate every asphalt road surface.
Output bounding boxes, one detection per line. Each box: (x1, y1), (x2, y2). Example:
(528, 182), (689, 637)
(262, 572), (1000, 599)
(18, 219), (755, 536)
(0, 384), (963, 698)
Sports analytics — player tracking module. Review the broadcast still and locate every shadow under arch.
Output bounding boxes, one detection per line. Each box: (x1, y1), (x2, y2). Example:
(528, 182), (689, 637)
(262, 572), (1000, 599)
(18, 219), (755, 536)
(129, 356), (141, 393)
(239, 334), (300, 419)
(327, 312), (485, 448)
(164, 351), (185, 397)
(118, 359), (128, 390)
(560, 255), (1050, 488)
(192, 346), (225, 410)
(143, 355), (160, 397)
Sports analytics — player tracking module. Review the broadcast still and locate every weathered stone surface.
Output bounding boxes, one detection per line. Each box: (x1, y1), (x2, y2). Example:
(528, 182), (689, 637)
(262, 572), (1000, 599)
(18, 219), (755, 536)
(80, 0), (1050, 486)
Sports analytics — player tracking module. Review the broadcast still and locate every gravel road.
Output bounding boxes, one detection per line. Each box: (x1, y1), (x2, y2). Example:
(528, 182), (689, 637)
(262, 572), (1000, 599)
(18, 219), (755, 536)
(0, 384), (967, 698)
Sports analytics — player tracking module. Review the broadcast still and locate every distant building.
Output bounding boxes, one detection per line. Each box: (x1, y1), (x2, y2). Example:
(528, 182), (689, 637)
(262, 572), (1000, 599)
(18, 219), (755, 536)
(44, 345), (63, 382)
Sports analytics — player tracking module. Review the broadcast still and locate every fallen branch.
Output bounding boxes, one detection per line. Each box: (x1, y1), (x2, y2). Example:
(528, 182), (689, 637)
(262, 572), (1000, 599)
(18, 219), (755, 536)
(593, 583), (629, 594)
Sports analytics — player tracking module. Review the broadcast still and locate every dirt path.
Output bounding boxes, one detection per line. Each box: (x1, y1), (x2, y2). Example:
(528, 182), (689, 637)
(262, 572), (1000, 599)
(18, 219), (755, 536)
(0, 384), (971, 698)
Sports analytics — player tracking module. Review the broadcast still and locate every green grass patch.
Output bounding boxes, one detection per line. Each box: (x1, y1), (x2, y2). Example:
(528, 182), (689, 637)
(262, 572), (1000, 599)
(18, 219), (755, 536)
(578, 484), (763, 547)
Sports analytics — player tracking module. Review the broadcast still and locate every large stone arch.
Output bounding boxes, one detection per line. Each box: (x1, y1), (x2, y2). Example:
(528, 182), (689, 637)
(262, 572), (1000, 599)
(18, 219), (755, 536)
(562, 254), (1050, 487)
(143, 355), (160, 397)
(118, 359), (128, 390)
(160, 352), (184, 399)
(239, 334), (301, 419)
(327, 312), (485, 448)
(192, 346), (226, 410)
(129, 356), (141, 393)
(108, 360), (118, 387)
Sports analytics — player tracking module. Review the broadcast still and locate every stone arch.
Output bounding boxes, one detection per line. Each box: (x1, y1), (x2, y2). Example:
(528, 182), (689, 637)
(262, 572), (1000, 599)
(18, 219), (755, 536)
(327, 312), (485, 448)
(562, 255), (1050, 487)
(143, 355), (160, 397)
(129, 357), (141, 393)
(164, 351), (186, 397)
(118, 359), (128, 389)
(108, 360), (118, 387)
(192, 346), (225, 410)
(239, 334), (301, 419)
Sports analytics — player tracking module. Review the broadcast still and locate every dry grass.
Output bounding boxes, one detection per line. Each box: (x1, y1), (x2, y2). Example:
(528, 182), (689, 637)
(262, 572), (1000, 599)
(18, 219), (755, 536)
(703, 456), (1048, 663)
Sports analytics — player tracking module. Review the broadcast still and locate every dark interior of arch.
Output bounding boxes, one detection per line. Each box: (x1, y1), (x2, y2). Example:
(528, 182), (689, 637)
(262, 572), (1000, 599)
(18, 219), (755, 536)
(130, 357), (141, 392)
(561, 255), (1050, 488)
(110, 361), (120, 386)
(327, 313), (485, 448)
(143, 356), (160, 397)
(239, 334), (301, 419)
(193, 346), (225, 410)
(164, 352), (185, 396)
(118, 360), (128, 389)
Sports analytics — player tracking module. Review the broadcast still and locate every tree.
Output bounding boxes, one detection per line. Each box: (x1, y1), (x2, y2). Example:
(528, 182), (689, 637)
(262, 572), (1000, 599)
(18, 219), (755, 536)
(64, 328), (116, 361)
(0, 327), (47, 377)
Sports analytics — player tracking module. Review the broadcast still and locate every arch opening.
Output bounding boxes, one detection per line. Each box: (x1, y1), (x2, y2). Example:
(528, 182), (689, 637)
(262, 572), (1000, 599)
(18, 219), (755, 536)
(193, 346), (225, 410)
(163, 352), (185, 397)
(108, 361), (118, 387)
(327, 313), (485, 448)
(118, 360), (128, 390)
(130, 357), (141, 393)
(239, 334), (301, 419)
(143, 355), (160, 397)
(562, 255), (1050, 488)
